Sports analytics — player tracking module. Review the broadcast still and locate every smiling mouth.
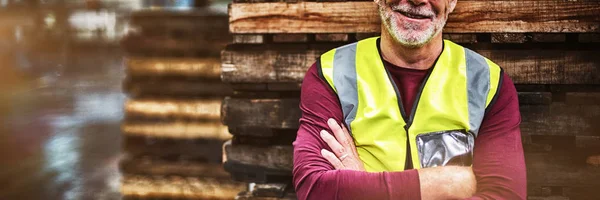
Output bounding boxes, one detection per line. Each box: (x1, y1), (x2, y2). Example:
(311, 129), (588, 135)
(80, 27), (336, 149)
(394, 10), (431, 20)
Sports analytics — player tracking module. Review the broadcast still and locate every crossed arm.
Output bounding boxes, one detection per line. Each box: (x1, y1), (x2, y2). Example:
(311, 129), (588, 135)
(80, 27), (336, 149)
(292, 64), (527, 200)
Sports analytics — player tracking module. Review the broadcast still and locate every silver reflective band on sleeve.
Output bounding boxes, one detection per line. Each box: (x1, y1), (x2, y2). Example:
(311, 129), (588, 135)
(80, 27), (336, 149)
(464, 48), (490, 136)
(332, 43), (359, 134)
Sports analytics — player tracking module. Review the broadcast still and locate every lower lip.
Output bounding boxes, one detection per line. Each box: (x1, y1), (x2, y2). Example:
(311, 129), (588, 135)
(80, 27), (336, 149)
(393, 11), (432, 23)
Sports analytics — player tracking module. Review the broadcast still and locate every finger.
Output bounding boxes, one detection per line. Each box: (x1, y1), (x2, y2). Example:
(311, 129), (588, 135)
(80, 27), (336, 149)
(321, 149), (344, 169)
(328, 118), (352, 151)
(340, 124), (360, 157)
(320, 130), (346, 157)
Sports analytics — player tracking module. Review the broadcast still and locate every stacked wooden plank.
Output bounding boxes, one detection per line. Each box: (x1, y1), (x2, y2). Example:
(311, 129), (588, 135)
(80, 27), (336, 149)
(120, 8), (245, 199)
(222, 0), (600, 199)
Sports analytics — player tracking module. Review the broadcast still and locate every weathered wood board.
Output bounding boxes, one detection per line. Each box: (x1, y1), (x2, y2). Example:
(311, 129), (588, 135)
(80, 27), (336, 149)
(229, 1), (600, 34)
(222, 98), (600, 138)
(123, 79), (233, 97)
(122, 121), (231, 140)
(124, 136), (226, 163)
(221, 98), (301, 129)
(125, 57), (222, 79)
(222, 141), (600, 188)
(120, 156), (230, 177)
(122, 34), (228, 57)
(121, 174), (244, 200)
(222, 46), (600, 84)
(125, 98), (222, 121)
(130, 9), (229, 36)
(223, 141), (293, 171)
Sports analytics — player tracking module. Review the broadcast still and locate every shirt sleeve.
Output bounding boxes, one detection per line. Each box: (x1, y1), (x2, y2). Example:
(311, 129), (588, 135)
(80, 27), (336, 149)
(292, 63), (421, 200)
(464, 73), (528, 200)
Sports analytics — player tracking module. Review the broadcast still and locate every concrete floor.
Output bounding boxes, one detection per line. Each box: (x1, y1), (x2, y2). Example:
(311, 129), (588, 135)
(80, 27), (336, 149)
(0, 45), (125, 200)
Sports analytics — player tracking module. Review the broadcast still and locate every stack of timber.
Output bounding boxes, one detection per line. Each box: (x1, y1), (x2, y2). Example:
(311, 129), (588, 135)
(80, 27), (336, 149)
(222, 0), (600, 199)
(120, 7), (245, 199)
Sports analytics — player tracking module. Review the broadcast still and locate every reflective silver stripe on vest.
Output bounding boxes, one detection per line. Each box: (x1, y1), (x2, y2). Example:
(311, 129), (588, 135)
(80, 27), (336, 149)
(332, 43), (359, 133)
(465, 48), (490, 136)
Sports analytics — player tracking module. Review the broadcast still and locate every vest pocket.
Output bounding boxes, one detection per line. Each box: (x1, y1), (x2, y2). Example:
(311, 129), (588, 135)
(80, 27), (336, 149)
(416, 130), (475, 168)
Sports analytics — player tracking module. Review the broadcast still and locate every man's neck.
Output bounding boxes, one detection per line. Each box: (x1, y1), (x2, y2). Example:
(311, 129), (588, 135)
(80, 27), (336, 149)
(379, 30), (444, 70)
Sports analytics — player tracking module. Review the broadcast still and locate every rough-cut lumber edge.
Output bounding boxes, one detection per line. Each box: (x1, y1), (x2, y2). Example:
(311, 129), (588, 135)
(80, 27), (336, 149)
(121, 174), (244, 199)
(130, 8), (229, 35)
(120, 155), (231, 177)
(442, 34), (477, 44)
(123, 79), (233, 97)
(223, 98), (600, 138)
(222, 98), (301, 129)
(125, 98), (222, 120)
(224, 142), (293, 171)
(221, 45), (600, 84)
(125, 57), (221, 79)
(121, 121), (231, 140)
(121, 33), (228, 57)
(220, 47), (325, 83)
(123, 136), (226, 163)
(315, 33), (349, 42)
(229, 1), (600, 33)
(273, 34), (309, 43)
(491, 33), (527, 43)
(234, 34), (265, 44)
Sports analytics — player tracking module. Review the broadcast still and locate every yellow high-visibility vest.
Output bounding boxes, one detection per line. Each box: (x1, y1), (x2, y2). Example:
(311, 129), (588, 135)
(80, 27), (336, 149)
(319, 37), (502, 172)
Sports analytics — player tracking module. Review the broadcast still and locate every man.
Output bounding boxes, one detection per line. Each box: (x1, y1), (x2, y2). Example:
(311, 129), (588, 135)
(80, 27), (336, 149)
(292, 0), (527, 199)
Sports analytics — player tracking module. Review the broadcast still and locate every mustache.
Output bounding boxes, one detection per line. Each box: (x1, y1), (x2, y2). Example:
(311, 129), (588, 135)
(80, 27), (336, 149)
(388, 3), (436, 18)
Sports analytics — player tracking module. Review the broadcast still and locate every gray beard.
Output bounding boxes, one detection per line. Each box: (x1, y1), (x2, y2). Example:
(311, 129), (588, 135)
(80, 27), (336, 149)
(378, 4), (447, 48)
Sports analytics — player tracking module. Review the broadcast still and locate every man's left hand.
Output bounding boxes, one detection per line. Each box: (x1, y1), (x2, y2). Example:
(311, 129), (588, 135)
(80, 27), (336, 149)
(320, 118), (366, 171)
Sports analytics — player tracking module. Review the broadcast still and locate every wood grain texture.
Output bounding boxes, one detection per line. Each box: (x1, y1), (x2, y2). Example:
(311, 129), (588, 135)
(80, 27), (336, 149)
(221, 46), (325, 83)
(233, 34), (265, 44)
(123, 136), (226, 163)
(223, 141), (293, 171)
(125, 98), (222, 120)
(221, 98), (301, 129)
(229, 1), (600, 33)
(121, 174), (244, 199)
(122, 121), (231, 140)
(222, 141), (600, 188)
(120, 156), (230, 177)
(520, 103), (600, 137)
(223, 98), (600, 138)
(222, 46), (600, 84)
(125, 57), (221, 79)
(121, 33), (227, 57)
(123, 79), (233, 97)
(130, 9), (229, 36)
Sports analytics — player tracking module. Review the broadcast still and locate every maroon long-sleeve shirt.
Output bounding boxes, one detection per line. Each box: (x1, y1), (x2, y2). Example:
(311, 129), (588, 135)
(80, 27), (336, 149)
(293, 57), (527, 199)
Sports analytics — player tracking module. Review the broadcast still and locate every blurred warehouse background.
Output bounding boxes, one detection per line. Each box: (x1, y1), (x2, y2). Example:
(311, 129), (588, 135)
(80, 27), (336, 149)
(0, 0), (230, 199)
